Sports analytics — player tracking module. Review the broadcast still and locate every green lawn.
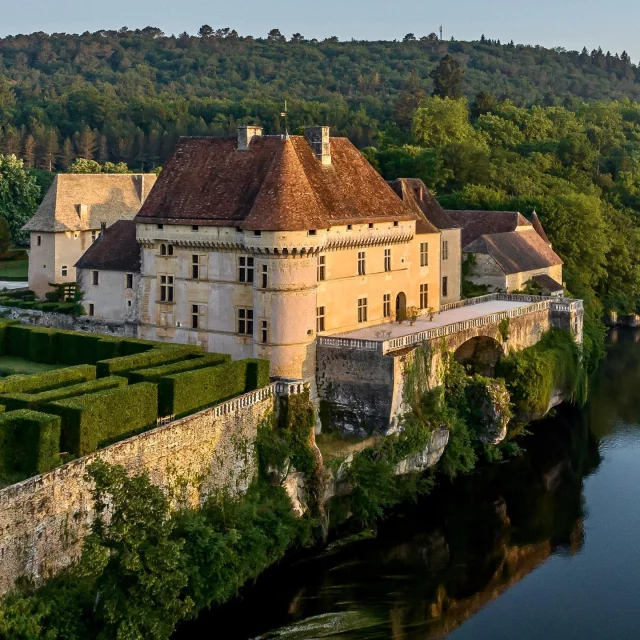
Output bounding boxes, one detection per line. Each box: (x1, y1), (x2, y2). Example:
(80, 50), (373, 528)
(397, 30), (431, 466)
(0, 257), (28, 281)
(0, 356), (65, 376)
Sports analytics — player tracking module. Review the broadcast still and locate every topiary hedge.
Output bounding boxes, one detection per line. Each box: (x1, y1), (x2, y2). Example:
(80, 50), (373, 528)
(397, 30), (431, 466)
(48, 382), (159, 456)
(96, 345), (202, 378)
(28, 328), (59, 364)
(2, 376), (128, 412)
(6, 325), (31, 358)
(0, 410), (61, 476)
(128, 353), (231, 384)
(0, 364), (96, 395)
(158, 358), (270, 418)
(246, 358), (271, 391)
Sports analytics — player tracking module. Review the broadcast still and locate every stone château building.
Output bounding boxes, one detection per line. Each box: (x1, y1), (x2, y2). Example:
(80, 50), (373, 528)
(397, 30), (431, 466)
(23, 173), (156, 297)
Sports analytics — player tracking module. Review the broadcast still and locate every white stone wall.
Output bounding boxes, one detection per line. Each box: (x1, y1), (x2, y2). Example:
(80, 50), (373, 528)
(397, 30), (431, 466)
(77, 268), (138, 322)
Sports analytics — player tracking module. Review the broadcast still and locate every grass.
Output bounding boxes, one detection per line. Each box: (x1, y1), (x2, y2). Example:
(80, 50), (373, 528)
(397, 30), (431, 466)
(0, 356), (65, 376)
(0, 258), (28, 281)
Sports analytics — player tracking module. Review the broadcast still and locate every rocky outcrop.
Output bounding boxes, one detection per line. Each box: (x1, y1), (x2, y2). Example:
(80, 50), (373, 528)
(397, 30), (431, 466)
(471, 377), (512, 445)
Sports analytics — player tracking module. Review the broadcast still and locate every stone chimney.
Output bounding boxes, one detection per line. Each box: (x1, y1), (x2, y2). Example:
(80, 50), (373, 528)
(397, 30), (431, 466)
(305, 126), (331, 165)
(237, 125), (263, 151)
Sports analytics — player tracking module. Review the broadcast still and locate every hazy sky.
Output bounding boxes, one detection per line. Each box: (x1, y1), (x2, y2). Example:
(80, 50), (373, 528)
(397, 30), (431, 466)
(1, 0), (639, 60)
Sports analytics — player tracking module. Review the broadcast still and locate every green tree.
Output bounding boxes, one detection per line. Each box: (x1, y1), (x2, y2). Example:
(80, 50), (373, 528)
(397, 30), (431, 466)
(81, 461), (192, 639)
(412, 97), (481, 148)
(69, 158), (102, 173)
(431, 54), (465, 99)
(0, 217), (12, 253)
(0, 154), (40, 241)
(393, 71), (425, 132)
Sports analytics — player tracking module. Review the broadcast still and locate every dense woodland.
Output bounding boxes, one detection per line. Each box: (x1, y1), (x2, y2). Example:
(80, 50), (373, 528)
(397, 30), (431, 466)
(1, 27), (640, 168)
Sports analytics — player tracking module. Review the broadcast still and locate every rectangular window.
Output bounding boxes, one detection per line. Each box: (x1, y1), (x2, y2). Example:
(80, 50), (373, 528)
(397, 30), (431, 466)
(420, 242), (429, 267)
(192, 254), (206, 280)
(92, 270), (99, 286)
(160, 243), (174, 256)
(383, 293), (391, 318)
(317, 255), (326, 281)
(357, 298), (368, 323)
(308, 230), (317, 236)
(261, 320), (268, 344)
(442, 240), (449, 260)
(238, 256), (254, 283)
(157, 224), (164, 230)
(261, 264), (268, 289)
(420, 283), (429, 309)
(357, 251), (366, 276)
(191, 225), (199, 232)
(316, 306), (325, 333)
(61, 265), (68, 277)
(237, 308), (254, 335)
(384, 248), (391, 272)
(126, 273), (133, 289)
(442, 276), (448, 297)
(191, 304), (206, 329)
(88, 303), (95, 316)
(160, 275), (174, 302)
(37, 235), (42, 246)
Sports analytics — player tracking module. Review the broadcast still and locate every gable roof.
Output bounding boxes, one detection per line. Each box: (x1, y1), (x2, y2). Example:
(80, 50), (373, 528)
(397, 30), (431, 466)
(388, 178), (457, 231)
(445, 210), (531, 247)
(23, 174), (157, 233)
(75, 220), (140, 272)
(463, 229), (563, 275)
(135, 135), (417, 231)
(532, 273), (564, 293)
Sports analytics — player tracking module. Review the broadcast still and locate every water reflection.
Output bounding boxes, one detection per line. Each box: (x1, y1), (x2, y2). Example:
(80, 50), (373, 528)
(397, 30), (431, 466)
(175, 331), (640, 640)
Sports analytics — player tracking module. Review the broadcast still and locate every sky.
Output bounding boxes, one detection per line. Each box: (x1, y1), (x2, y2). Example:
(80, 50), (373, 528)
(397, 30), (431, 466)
(1, 0), (639, 60)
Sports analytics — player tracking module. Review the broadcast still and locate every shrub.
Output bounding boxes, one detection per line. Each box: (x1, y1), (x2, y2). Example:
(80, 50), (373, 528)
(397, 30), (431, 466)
(158, 358), (269, 417)
(246, 358), (270, 390)
(0, 410), (61, 476)
(0, 321), (17, 355)
(96, 346), (201, 378)
(2, 376), (128, 412)
(48, 383), (158, 456)
(56, 331), (102, 365)
(28, 328), (58, 364)
(6, 325), (31, 357)
(44, 291), (60, 302)
(0, 364), (96, 395)
(129, 353), (230, 384)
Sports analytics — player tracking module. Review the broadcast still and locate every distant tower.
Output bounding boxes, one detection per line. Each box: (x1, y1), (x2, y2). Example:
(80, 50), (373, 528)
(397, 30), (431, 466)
(440, 25), (443, 41)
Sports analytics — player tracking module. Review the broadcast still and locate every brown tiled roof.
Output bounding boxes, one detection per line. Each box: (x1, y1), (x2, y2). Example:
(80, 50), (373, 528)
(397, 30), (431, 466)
(463, 229), (563, 275)
(530, 212), (551, 245)
(445, 210), (531, 246)
(388, 178), (457, 231)
(75, 220), (140, 272)
(135, 135), (417, 231)
(23, 174), (157, 233)
(532, 273), (564, 293)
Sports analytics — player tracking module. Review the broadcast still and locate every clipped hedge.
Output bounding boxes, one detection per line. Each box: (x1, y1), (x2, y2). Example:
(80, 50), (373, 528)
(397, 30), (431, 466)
(158, 358), (270, 418)
(129, 353), (231, 384)
(48, 382), (159, 456)
(96, 345), (201, 378)
(0, 410), (61, 476)
(0, 321), (18, 355)
(56, 331), (103, 365)
(28, 328), (58, 365)
(0, 364), (96, 395)
(2, 376), (128, 412)
(246, 358), (271, 391)
(6, 325), (31, 358)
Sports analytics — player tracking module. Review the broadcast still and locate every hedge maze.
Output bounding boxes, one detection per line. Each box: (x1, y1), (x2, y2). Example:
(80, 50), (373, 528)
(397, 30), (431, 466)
(0, 322), (270, 481)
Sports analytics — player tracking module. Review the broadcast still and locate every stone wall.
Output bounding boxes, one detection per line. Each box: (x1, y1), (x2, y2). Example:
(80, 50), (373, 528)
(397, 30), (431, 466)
(0, 305), (136, 337)
(0, 386), (276, 595)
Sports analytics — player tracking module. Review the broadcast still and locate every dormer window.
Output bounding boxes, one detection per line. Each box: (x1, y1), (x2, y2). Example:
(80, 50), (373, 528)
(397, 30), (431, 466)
(76, 204), (88, 220)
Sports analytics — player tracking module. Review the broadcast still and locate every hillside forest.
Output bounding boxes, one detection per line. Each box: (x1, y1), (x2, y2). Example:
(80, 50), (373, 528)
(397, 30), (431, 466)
(1, 27), (640, 366)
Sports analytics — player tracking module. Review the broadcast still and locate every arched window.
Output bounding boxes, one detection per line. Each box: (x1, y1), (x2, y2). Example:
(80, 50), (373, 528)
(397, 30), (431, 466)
(160, 244), (167, 256)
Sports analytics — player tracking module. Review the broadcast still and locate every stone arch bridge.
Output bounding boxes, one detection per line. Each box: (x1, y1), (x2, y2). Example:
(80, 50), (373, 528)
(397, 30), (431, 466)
(316, 294), (583, 436)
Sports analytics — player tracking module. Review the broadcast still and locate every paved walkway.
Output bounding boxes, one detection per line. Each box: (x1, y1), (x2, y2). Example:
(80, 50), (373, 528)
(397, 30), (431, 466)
(332, 299), (532, 341)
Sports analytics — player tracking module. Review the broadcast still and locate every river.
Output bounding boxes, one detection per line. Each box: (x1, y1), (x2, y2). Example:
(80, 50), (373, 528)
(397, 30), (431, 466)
(175, 329), (640, 639)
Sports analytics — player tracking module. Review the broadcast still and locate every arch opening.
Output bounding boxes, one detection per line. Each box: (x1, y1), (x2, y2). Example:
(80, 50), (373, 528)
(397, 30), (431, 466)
(454, 336), (504, 377)
(396, 292), (407, 322)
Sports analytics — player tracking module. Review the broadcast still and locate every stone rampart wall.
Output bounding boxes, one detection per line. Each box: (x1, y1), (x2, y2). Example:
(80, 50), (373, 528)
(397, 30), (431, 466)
(0, 386), (276, 595)
(0, 305), (136, 337)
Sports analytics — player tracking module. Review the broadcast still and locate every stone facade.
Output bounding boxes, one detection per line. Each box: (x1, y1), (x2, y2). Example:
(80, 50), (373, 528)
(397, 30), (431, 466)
(440, 227), (462, 304)
(0, 386), (275, 595)
(77, 268), (139, 322)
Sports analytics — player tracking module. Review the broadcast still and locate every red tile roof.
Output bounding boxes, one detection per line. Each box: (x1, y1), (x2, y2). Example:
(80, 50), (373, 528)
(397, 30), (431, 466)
(388, 178), (457, 232)
(136, 135), (417, 231)
(445, 210), (531, 247)
(75, 220), (140, 272)
(530, 211), (551, 245)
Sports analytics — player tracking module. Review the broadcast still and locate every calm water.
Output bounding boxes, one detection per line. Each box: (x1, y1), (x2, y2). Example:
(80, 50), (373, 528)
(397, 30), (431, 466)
(176, 329), (640, 640)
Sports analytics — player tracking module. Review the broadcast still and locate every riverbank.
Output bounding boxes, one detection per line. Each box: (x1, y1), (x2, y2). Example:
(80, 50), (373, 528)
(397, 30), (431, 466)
(174, 328), (640, 639)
